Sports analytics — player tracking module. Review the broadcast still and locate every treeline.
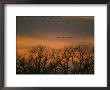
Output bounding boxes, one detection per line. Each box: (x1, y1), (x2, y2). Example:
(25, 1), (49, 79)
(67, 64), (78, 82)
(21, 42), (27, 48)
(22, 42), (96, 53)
(16, 45), (94, 74)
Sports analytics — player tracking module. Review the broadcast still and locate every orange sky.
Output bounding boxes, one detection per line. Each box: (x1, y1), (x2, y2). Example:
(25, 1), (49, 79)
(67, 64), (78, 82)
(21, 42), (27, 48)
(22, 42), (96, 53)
(16, 16), (94, 56)
(16, 35), (94, 56)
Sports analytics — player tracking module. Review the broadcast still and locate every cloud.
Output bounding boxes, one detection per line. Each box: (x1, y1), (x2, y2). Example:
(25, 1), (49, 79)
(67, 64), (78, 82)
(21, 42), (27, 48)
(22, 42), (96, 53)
(16, 16), (94, 39)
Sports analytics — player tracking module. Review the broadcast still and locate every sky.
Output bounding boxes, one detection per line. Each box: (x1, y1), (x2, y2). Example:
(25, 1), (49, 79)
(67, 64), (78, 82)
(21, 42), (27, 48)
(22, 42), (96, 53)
(16, 16), (94, 55)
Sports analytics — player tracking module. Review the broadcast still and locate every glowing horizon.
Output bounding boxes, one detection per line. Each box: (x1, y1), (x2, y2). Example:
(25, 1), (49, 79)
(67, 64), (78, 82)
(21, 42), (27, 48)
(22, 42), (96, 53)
(16, 35), (94, 55)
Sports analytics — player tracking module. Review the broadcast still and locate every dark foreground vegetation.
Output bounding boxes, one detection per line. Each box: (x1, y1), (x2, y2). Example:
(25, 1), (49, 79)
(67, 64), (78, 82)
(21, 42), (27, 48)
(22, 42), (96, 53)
(16, 45), (94, 74)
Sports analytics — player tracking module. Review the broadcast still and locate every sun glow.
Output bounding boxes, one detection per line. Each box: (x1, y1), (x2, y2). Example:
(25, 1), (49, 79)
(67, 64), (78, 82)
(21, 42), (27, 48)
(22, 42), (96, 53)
(16, 35), (94, 55)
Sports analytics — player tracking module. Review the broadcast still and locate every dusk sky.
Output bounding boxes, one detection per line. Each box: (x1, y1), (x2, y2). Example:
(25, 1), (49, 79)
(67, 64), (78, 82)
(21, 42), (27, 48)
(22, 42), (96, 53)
(16, 16), (94, 55)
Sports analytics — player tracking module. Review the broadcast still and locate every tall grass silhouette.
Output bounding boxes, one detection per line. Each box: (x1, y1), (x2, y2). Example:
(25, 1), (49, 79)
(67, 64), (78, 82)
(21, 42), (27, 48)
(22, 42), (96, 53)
(16, 45), (94, 74)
